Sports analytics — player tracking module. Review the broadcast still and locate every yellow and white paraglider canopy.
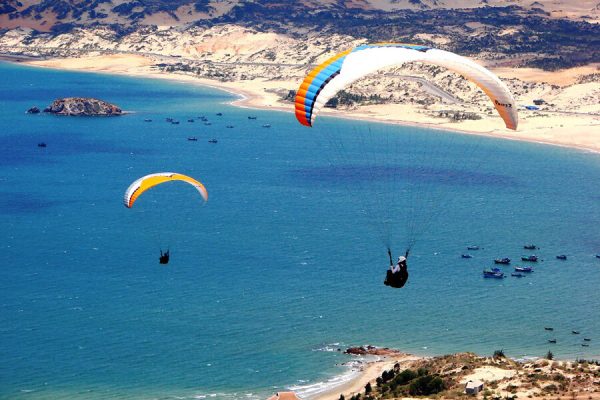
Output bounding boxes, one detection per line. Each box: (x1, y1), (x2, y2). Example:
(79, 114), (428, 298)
(295, 43), (518, 130)
(123, 172), (208, 208)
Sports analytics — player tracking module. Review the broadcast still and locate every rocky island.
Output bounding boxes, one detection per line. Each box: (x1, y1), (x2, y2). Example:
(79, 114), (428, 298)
(43, 97), (122, 116)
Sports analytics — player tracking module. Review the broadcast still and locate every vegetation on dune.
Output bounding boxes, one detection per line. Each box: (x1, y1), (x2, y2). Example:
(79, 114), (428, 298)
(332, 352), (600, 400)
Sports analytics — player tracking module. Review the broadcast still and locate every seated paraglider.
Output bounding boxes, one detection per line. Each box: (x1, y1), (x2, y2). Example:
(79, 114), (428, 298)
(159, 250), (170, 264)
(384, 249), (409, 289)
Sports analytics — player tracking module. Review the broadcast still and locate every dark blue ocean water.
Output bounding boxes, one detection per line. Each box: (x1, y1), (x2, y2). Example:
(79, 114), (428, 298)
(1, 62), (599, 399)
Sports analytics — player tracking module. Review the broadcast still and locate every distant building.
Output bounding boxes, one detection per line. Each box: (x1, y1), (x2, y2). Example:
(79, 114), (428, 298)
(465, 380), (484, 395)
(266, 392), (301, 400)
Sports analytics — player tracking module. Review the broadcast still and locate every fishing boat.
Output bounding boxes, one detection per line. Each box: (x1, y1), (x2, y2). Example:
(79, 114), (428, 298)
(144, 119), (152, 122)
(216, 112), (223, 116)
(171, 120), (180, 125)
(572, 330), (580, 334)
(556, 255), (567, 260)
(188, 119), (194, 123)
(596, 254), (600, 259)
(226, 125), (234, 128)
(248, 116), (257, 120)
(584, 338), (591, 341)
(524, 244), (537, 250)
(511, 272), (525, 278)
(582, 343), (590, 347)
(467, 245), (480, 250)
(208, 139), (218, 143)
(204, 122), (212, 126)
(521, 255), (538, 262)
(37, 142), (47, 148)
(483, 268), (504, 278)
(165, 117), (174, 122)
(514, 266), (533, 272)
(544, 327), (554, 331)
(187, 137), (198, 141)
(461, 254), (473, 259)
(494, 257), (511, 264)
(548, 339), (557, 343)
(262, 124), (271, 128)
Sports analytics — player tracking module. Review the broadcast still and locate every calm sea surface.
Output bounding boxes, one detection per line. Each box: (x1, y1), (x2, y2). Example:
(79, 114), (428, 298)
(1, 62), (599, 399)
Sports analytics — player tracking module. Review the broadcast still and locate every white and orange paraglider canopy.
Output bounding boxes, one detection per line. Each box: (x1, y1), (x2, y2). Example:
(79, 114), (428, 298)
(123, 172), (208, 208)
(295, 43), (518, 130)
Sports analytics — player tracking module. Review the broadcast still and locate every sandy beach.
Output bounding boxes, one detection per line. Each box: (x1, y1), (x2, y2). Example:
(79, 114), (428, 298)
(310, 354), (422, 400)
(16, 53), (600, 154)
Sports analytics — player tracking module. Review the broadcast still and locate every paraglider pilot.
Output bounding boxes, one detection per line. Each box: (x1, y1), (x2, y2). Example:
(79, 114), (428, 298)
(384, 249), (409, 288)
(159, 249), (170, 264)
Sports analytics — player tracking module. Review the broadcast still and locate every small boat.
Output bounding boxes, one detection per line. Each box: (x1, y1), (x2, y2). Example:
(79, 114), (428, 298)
(208, 139), (218, 143)
(556, 255), (567, 260)
(521, 255), (538, 262)
(262, 124), (271, 128)
(144, 119), (152, 122)
(467, 245), (480, 250)
(511, 273), (525, 277)
(199, 117), (208, 121)
(514, 266), (533, 272)
(524, 244), (537, 250)
(188, 119), (194, 123)
(37, 142), (47, 148)
(572, 330), (580, 334)
(544, 327), (554, 331)
(583, 338), (591, 341)
(226, 125), (234, 128)
(494, 257), (511, 264)
(483, 268), (504, 278)
(204, 122), (212, 126)
(582, 343), (590, 347)
(248, 116), (257, 120)
(216, 112), (223, 116)
(171, 121), (180, 125)
(596, 254), (600, 259)
(548, 339), (557, 343)
(187, 137), (198, 141)
(165, 117), (174, 122)
(461, 254), (473, 259)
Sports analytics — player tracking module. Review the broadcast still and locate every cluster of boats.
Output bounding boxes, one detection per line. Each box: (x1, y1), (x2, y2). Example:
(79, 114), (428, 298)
(545, 327), (592, 346)
(158, 114), (271, 127)
(465, 244), (574, 279)
(148, 113), (272, 144)
(482, 266), (533, 279)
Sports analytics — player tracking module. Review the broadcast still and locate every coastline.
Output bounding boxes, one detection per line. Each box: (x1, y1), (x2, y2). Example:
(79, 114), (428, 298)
(302, 354), (422, 400)
(5, 53), (599, 155)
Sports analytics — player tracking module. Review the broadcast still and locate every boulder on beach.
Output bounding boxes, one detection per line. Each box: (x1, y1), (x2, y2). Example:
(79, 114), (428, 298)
(43, 97), (122, 116)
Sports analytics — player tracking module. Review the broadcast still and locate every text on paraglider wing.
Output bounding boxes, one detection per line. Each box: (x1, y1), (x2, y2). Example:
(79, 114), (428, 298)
(494, 100), (513, 108)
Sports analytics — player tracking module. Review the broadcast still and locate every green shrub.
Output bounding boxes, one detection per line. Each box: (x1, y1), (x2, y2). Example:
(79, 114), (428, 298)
(408, 375), (446, 396)
(392, 369), (419, 386)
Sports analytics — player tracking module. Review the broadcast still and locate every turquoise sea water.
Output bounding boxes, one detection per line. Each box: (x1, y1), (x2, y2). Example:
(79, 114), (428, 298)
(1, 61), (599, 400)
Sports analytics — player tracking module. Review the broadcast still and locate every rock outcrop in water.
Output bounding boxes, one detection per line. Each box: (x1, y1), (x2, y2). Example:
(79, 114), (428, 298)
(43, 98), (122, 116)
(26, 106), (40, 114)
(345, 345), (404, 356)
